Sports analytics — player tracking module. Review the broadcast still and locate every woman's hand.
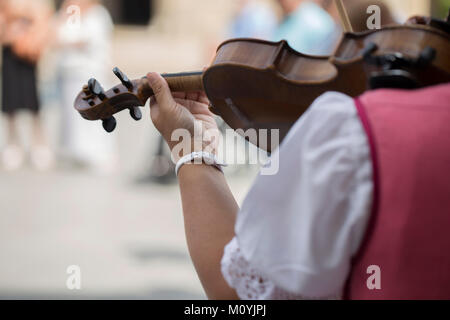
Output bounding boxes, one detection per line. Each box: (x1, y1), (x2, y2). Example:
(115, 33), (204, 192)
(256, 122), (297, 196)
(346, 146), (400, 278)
(146, 73), (239, 300)
(146, 72), (220, 160)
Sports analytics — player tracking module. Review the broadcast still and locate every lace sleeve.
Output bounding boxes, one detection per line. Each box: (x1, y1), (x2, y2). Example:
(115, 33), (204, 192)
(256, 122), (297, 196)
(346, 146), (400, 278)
(221, 238), (310, 300)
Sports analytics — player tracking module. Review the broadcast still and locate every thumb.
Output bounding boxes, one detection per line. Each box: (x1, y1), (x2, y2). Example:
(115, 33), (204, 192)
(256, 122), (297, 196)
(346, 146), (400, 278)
(146, 72), (176, 110)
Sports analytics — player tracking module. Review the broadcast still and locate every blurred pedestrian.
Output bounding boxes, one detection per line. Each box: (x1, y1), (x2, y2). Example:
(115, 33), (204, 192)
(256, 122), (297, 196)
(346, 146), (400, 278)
(273, 0), (339, 55)
(52, 0), (117, 173)
(228, 0), (277, 40)
(0, 0), (54, 171)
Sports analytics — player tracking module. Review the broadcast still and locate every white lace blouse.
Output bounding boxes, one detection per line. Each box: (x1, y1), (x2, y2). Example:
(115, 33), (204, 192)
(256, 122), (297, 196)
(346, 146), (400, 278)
(221, 92), (374, 300)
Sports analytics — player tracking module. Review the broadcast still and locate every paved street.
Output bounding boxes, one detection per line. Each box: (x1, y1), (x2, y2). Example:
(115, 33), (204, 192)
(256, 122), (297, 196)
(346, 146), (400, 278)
(0, 20), (258, 299)
(0, 108), (256, 299)
(0, 166), (204, 299)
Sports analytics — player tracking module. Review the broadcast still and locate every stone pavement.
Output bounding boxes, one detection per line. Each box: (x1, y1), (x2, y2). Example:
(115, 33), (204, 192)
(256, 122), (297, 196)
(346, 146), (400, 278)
(0, 135), (256, 299)
(0, 166), (203, 299)
(0, 22), (259, 299)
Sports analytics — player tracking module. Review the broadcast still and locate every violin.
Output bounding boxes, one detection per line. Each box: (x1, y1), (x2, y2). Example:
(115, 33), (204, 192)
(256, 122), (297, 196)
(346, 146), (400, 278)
(74, 14), (450, 152)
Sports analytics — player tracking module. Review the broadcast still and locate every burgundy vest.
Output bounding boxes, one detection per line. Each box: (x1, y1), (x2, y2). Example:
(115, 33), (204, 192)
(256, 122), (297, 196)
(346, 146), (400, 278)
(345, 83), (450, 300)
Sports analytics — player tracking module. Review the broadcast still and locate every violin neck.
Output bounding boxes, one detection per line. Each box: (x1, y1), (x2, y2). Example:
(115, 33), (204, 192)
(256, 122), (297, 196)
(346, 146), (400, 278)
(139, 71), (204, 100)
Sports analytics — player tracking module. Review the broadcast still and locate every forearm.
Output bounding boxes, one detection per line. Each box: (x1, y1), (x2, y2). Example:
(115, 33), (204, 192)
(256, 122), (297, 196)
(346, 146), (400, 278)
(178, 163), (239, 300)
(144, 72), (239, 298)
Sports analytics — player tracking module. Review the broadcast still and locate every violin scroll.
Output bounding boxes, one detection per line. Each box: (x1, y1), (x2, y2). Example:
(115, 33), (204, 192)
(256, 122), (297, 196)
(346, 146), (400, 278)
(74, 68), (204, 133)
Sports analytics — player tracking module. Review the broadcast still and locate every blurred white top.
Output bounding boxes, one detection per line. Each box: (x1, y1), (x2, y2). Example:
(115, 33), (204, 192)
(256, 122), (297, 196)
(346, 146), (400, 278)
(57, 4), (113, 77)
(221, 92), (373, 299)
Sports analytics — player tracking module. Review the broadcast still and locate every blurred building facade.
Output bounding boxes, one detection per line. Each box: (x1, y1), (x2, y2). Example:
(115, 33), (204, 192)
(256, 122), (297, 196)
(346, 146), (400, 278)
(99, 0), (438, 31)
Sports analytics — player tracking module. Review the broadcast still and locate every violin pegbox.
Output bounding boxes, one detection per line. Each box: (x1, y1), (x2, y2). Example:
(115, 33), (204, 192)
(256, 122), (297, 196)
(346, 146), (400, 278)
(74, 67), (147, 133)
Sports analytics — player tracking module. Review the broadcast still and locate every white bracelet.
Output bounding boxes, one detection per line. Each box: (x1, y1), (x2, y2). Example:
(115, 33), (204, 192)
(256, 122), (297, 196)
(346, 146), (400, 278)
(175, 151), (227, 177)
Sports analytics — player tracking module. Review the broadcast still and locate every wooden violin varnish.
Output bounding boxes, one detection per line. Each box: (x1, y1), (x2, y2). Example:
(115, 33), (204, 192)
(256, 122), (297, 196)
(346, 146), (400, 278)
(74, 1), (450, 151)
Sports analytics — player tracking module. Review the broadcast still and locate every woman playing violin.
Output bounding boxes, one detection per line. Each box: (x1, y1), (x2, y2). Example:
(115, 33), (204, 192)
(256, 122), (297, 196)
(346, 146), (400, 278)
(144, 12), (450, 300)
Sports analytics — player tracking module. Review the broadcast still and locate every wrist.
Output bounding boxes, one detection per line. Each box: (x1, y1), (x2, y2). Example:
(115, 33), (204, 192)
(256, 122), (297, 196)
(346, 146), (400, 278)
(162, 121), (221, 162)
(175, 151), (226, 177)
(168, 137), (218, 163)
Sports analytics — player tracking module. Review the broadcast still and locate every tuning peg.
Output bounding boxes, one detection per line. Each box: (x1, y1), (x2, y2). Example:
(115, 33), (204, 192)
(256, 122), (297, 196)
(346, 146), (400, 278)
(417, 46), (436, 67)
(113, 67), (133, 90)
(88, 78), (107, 100)
(102, 116), (117, 133)
(362, 42), (381, 65)
(129, 107), (142, 121)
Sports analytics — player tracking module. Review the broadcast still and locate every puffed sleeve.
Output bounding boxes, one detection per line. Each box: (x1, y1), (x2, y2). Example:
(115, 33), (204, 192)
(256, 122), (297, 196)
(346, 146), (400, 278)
(221, 92), (373, 299)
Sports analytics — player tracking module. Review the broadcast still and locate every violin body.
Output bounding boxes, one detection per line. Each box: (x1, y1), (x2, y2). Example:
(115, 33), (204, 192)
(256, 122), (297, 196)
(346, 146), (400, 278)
(74, 23), (450, 151)
(204, 24), (450, 149)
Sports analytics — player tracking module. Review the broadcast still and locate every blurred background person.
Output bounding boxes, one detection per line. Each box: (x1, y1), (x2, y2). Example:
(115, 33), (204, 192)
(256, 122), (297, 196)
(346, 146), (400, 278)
(272, 0), (397, 56)
(273, 0), (339, 55)
(0, 0), (54, 171)
(52, 0), (117, 173)
(228, 0), (277, 39)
